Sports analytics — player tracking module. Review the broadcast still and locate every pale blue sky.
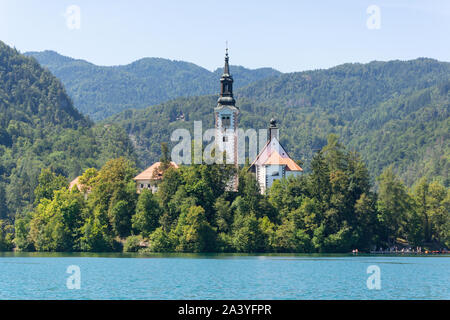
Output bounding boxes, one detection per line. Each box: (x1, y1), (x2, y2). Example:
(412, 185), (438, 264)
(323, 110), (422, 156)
(0, 0), (449, 72)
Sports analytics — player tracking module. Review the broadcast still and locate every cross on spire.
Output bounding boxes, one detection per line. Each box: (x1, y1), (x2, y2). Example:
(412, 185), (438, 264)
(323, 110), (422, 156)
(217, 43), (235, 106)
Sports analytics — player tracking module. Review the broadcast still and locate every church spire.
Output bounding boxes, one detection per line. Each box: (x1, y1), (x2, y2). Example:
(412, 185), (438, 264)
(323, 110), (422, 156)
(218, 47), (236, 106)
(224, 47), (230, 75)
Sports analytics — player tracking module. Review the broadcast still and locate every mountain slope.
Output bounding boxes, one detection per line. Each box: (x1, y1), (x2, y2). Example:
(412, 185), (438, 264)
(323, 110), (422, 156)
(107, 58), (449, 186)
(25, 50), (281, 121)
(0, 41), (136, 218)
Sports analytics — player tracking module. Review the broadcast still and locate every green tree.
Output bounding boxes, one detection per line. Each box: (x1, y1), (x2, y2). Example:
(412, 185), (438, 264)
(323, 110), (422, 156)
(377, 167), (412, 245)
(214, 196), (233, 233)
(34, 168), (67, 204)
(172, 205), (216, 252)
(0, 219), (14, 251)
(123, 235), (143, 252)
(148, 227), (175, 252)
(28, 188), (84, 251)
(87, 158), (138, 238)
(132, 189), (162, 237)
(231, 213), (267, 252)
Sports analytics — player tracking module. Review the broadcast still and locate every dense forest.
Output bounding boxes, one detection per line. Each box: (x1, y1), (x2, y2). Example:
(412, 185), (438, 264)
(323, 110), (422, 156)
(0, 41), (448, 253)
(26, 50), (281, 121)
(0, 41), (137, 221)
(108, 58), (449, 187)
(3, 136), (448, 253)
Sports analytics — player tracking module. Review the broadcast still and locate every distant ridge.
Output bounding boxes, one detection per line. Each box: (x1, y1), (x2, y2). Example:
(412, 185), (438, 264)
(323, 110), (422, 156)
(107, 57), (449, 186)
(25, 50), (281, 121)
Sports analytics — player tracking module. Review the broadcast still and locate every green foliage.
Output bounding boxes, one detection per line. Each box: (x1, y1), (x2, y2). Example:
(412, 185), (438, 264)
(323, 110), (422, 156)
(87, 158), (138, 238)
(27, 188), (84, 251)
(148, 227), (175, 252)
(78, 216), (116, 252)
(231, 213), (268, 252)
(376, 166), (412, 244)
(3, 42), (449, 252)
(132, 189), (162, 236)
(10, 136), (450, 253)
(14, 215), (34, 251)
(0, 41), (137, 219)
(0, 219), (14, 251)
(26, 50), (281, 121)
(107, 59), (449, 186)
(123, 235), (143, 252)
(410, 179), (450, 247)
(172, 205), (216, 252)
(34, 168), (68, 204)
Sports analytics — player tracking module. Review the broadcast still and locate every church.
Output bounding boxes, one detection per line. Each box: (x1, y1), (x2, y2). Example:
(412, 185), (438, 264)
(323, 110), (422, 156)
(134, 50), (301, 194)
(248, 118), (303, 194)
(213, 49), (302, 193)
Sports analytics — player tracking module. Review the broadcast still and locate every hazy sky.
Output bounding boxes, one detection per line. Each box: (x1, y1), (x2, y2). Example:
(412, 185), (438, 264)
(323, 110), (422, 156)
(0, 0), (449, 72)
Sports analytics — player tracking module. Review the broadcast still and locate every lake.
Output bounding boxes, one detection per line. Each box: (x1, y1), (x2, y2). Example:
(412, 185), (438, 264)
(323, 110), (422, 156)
(0, 253), (448, 299)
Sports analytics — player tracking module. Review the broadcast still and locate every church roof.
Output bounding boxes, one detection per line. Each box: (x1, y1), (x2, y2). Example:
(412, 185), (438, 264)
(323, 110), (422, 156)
(249, 136), (302, 172)
(134, 161), (179, 181)
(264, 151), (303, 171)
(217, 48), (236, 107)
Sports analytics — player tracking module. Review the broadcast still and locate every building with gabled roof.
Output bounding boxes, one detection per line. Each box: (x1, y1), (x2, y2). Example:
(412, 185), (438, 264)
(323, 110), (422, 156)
(249, 119), (303, 194)
(134, 161), (179, 193)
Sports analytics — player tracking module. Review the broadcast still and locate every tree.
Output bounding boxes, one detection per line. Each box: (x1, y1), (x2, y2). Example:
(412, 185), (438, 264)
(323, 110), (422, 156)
(231, 213), (267, 253)
(159, 142), (171, 171)
(148, 227), (175, 252)
(426, 181), (449, 246)
(172, 205), (216, 252)
(123, 235), (143, 252)
(28, 188), (84, 251)
(214, 196), (233, 233)
(34, 168), (67, 204)
(77, 168), (98, 193)
(157, 167), (183, 213)
(353, 193), (378, 249)
(273, 219), (311, 253)
(376, 167), (412, 245)
(411, 178), (431, 242)
(0, 219), (14, 251)
(0, 184), (8, 219)
(132, 189), (162, 237)
(78, 217), (116, 252)
(86, 158), (138, 238)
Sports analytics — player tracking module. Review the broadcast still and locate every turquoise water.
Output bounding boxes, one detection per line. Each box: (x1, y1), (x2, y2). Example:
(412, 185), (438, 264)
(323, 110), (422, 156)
(0, 253), (448, 299)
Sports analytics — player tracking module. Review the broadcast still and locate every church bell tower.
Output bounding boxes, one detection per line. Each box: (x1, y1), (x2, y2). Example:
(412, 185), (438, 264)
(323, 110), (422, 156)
(215, 48), (239, 190)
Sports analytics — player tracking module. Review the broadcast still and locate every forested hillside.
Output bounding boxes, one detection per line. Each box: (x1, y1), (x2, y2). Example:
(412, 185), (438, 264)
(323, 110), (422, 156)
(108, 58), (449, 187)
(0, 41), (136, 219)
(25, 50), (281, 121)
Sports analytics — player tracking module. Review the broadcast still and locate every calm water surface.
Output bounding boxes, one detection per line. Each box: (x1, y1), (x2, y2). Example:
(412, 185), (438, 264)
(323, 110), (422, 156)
(0, 253), (448, 299)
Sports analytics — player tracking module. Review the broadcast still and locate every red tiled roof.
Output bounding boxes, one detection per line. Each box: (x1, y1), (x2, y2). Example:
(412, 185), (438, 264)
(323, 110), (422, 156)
(134, 161), (179, 181)
(249, 137), (302, 172)
(264, 151), (303, 171)
(69, 176), (81, 191)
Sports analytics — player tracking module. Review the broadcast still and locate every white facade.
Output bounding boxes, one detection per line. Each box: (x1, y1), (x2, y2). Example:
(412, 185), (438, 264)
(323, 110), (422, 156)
(249, 122), (303, 194)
